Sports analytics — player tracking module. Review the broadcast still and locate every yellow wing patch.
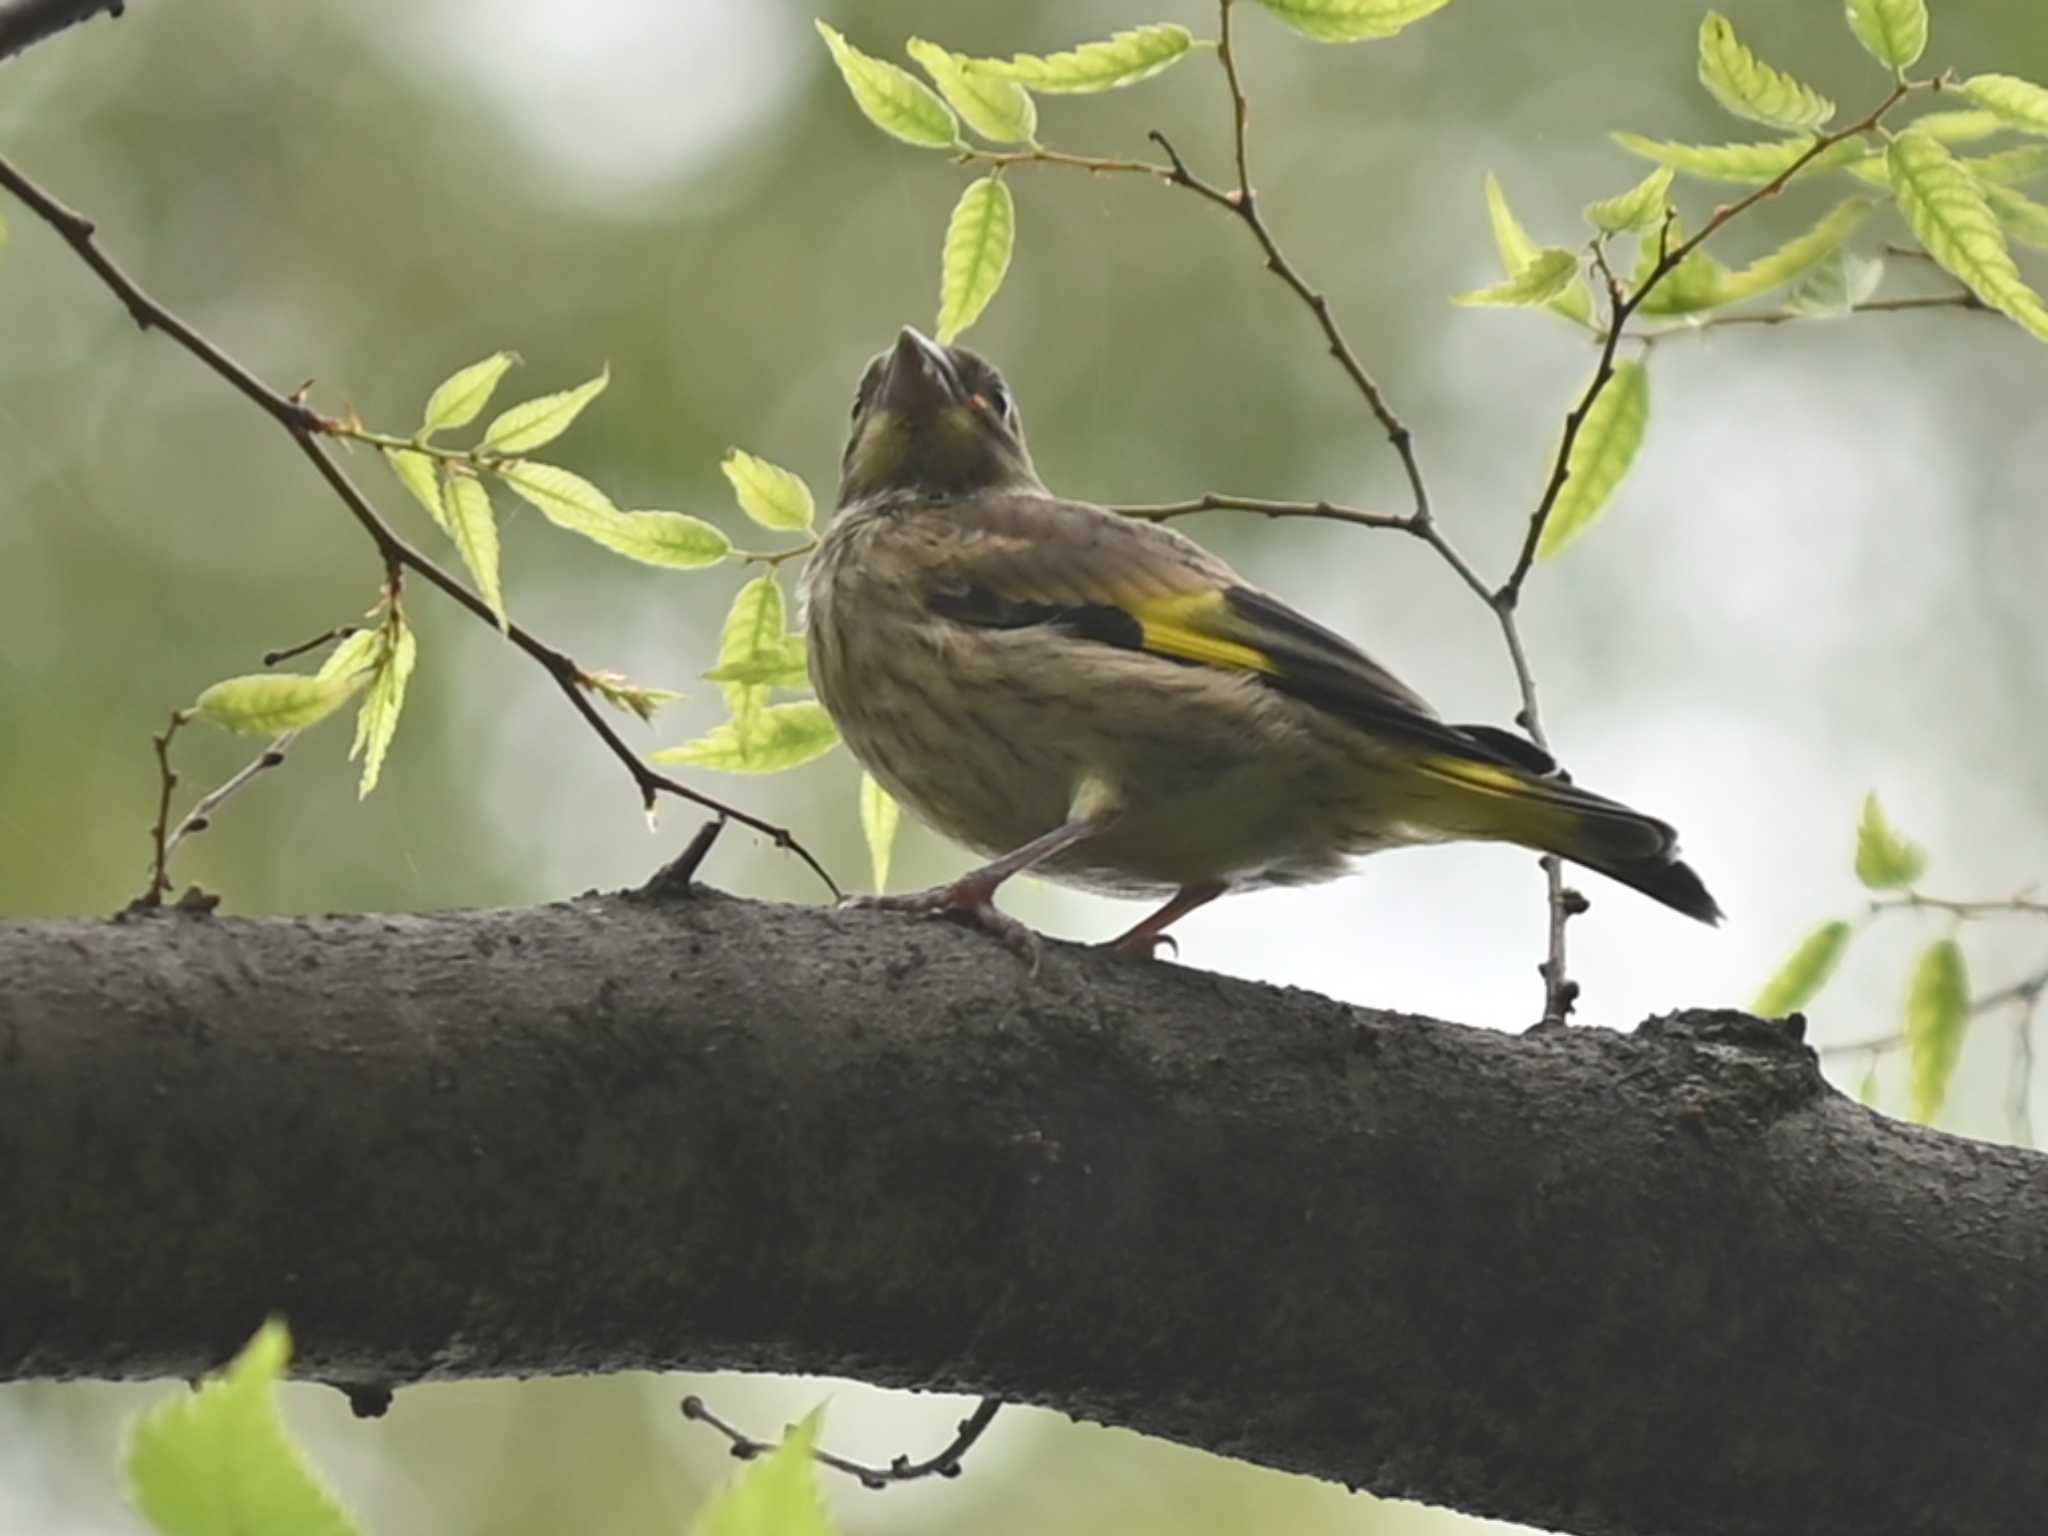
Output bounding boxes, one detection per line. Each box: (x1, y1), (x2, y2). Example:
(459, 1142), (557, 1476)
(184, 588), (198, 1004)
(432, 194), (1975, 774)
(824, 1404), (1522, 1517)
(1416, 756), (1531, 797)
(1130, 591), (1274, 676)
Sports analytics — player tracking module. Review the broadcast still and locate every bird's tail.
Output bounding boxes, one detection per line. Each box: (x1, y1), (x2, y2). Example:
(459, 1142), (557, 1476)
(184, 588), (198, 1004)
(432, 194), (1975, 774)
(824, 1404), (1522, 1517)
(1412, 748), (1723, 924)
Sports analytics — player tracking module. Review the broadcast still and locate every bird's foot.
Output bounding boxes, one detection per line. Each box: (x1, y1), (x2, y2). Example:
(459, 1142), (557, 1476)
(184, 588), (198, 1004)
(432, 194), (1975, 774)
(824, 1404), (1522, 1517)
(841, 880), (1043, 969)
(1098, 930), (1179, 960)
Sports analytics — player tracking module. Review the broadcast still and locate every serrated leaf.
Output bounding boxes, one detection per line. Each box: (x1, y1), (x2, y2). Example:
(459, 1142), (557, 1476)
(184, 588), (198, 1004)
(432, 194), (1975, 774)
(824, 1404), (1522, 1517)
(421, 351), (516, 437)
(495, 458), (617, 534)
(1537, 359), (1649, 558)
(1887, 131), (2048, 343)
(1845, 0), (1927, 71)
(1698, 12), (1834, 132)
(1985, 182), (2048, 251)
(1586, 166), (1675, 234)
(1482, 173), (1595, 325)
(1453, 247), (1579, 307)
(1783, 248), (1886, 316)
(384, 448), (447, 530)
(691, 1409), (833, 1536)
(1963, 73), (2048, 138)
(1966, 145), (2048, 187)
(445, 468), (508, 630)
(722, 449), (815, 533)
(907, 39), (1036, 144)
(599, 511), (733, 569)
(583, 670), (683, 724)
(653, 701), (841, 774)
(860, 771), (901, 894)
(816, 21), (959, 146)
(1612, 131), (1865, 185)
(192, 671), (362, 736)
(712, 574), (789, 720)
(316, 627), (383, 684)
(936, 176), (1017, 343)
(1906, 938), (1969, 1123)
(1854, 791), (1927, 890)
(702, 634), (809, 691)
(128, 1321), (361, 1536)
(481, 367), (609, 454)
(1752, 920), (1854, 1017)
(967, 24), (1193, 92)
(352, 619), (416, 798)
(1251, 0), (1454, 44)
(1906, 109), (2008, 145)
(1716, 198), (1877, 305)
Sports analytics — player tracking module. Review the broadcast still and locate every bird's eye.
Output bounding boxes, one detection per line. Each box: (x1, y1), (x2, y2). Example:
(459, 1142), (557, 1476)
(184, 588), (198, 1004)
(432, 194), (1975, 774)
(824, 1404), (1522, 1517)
(985, 383), (1010, 419)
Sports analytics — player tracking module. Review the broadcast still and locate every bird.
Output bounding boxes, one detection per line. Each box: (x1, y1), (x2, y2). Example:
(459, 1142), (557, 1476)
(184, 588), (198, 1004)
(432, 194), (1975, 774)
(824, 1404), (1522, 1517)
(801, 326), (1719, 960)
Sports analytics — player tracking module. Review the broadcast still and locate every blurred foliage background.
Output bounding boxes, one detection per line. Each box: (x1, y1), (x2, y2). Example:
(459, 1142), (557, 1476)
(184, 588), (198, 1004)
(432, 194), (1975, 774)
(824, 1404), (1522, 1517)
(3, 0), (2045, 1531)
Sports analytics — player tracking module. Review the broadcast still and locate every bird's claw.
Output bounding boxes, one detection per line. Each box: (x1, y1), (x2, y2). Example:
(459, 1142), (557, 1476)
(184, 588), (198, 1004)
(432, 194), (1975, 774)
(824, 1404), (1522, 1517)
(1100, 930), (1179, 960)
(841, 883), (1044, 971)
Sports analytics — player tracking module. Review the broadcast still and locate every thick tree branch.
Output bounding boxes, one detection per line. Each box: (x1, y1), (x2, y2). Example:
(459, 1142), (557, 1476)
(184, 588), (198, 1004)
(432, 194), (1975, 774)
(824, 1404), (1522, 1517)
(1, 894), (2042, 1536)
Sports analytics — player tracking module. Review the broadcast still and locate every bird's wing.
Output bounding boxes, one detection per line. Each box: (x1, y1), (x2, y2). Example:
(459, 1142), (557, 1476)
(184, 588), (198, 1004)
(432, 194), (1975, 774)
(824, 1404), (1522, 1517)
(921, 492), (1544, 769)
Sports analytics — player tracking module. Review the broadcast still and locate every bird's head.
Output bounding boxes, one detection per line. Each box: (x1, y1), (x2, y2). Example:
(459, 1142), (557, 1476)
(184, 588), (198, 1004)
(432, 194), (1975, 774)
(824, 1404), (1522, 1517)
(838, 327), (1043, 507)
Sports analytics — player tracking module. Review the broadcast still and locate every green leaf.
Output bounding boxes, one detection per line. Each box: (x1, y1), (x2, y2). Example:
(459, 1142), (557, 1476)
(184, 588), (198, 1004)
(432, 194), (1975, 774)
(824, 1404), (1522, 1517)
(1452, 247), (1579, 308)
(966, 25), (1193, 92)
(1783, 248), (1886, 316)
(1906, 938), (1969, 1123)
(1698, 12), (1835, 132)
(1887, 131), (2048, 343)
(936, 176), (1017, 343)
(690, 1409), (833, 1536)
(383, 448), (446, 531)
(711, 574), (790, 718)
(1611, 131), (1865, 185)
(128, 1321), (361, 1536)
(1481, 173), (1595, 325)
(583, 671), (683, 724)
(1752, 920), (1854, 1017)
(1906, 109), (2009, 145)
(316, 627), (383, 684)
(722, 449), (816, 533)
(860, 771), (901, 894)
(445, 468), (508, 630)
(906, 39), (1036, 144)
(1845, 0), (1927, 71)
(1984, 182), (2048, 251)
(702, 634), (809, 691)
(421, 351), (516, 437)
(1963, 73), (2048, 137)
(1715, 198), (1877, 305)
(654, 701), (841, 774)
(495, 459), (617, 535)
(481, 366), (609, 454)
(816, 21), (959, 146)
(1251, 0), (1455, 44)
(1965, 145), (2048, 186)
(1854, 791), (1927, 890)
(1585, 166), (1675, 234)
(1536, 359), (1649, 558)
(352, 617), (416, 798)
(592, 510), (734, 569)
(192, 672), (362, 736)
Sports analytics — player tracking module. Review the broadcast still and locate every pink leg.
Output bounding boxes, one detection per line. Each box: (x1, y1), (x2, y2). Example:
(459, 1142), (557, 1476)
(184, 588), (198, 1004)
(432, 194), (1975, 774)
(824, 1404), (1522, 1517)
(1101, 882), (1227, 958)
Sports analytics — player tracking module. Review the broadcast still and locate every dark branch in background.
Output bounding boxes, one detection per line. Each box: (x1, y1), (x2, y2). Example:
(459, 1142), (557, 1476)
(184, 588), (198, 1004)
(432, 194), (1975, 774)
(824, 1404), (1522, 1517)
(3, 895), (2046, 1536)
(0, 0), (121, 62)
(0, 154), (843, 901)
(682, 1392), (1002, 1490)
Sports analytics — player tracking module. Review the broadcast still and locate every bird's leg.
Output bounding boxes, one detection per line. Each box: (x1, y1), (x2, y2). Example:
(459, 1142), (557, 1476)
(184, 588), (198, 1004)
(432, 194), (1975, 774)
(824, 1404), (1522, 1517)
(843, 812), (1115, 965)
(1100, 882), (1226, 959)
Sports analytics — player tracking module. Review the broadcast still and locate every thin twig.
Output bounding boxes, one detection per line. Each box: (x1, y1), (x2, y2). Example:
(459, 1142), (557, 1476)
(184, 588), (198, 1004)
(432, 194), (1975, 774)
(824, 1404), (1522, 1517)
(1872, 892), (2048, 920)
(1684, 291), (1990, 331)
(161, 734), (299, 863)
(0, 152), (842, 900)
(681, 1393), (1002, 1491)
(1115, 494), (1407, 531)
(264, 626), (356, 668)
(143, 709), (188, 906)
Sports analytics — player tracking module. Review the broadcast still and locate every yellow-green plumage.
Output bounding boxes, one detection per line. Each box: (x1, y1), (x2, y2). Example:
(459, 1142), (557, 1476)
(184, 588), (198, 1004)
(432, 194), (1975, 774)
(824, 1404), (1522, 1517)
(802, 328), (1718, 951)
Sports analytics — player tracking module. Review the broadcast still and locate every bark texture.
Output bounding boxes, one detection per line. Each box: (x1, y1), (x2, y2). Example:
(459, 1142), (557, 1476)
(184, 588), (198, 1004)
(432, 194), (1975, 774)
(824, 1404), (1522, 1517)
(1, 889), (2043, 1536)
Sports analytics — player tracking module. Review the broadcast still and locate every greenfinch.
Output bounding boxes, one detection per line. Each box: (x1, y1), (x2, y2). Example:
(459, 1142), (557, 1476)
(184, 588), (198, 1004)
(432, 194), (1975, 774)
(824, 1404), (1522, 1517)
(803, 327), (1718, 957)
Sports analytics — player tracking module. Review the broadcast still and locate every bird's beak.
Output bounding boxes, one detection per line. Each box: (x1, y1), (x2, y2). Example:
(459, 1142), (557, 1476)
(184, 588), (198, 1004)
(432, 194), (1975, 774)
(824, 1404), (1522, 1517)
(879, 326), (958, 415)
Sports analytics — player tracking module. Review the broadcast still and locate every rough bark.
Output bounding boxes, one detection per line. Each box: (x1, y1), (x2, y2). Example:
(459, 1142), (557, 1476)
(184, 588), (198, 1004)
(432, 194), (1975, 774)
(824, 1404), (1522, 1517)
(0, 0), (124, 61)
(1, 888), (2042, 1536)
